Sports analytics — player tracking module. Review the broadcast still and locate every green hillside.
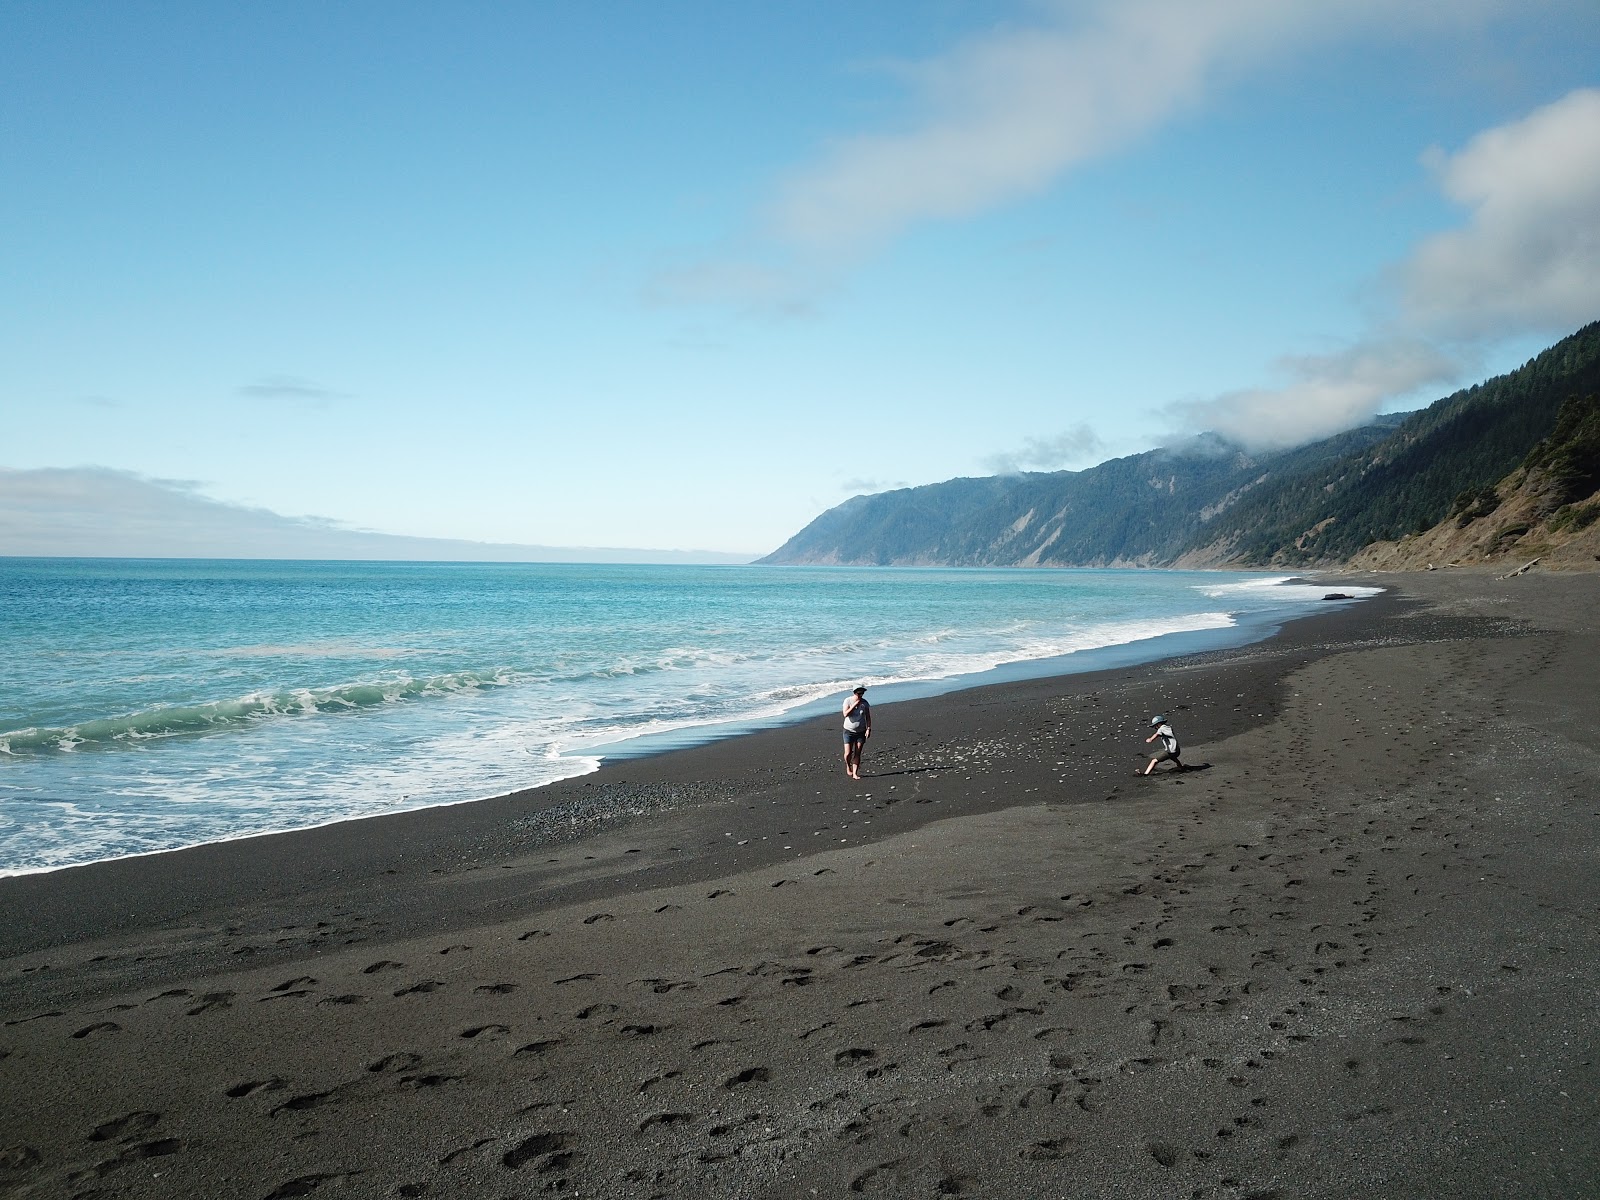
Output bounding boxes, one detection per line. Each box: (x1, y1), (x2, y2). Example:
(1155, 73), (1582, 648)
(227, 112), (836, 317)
(1201, 321), (1600, 564)
(762, 321), (1600, 567)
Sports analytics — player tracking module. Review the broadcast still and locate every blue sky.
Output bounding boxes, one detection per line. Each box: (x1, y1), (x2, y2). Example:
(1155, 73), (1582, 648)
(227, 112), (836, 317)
(4, 1), (1599, 559)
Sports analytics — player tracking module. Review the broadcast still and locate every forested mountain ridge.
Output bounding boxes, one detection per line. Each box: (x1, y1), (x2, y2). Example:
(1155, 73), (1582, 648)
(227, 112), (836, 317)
(1349, 389), (1600, 571)
(762, 321), (1600, 568)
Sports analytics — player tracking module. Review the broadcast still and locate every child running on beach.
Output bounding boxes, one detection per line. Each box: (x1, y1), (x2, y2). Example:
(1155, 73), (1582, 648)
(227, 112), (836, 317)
(1142, 714), (1182, 774)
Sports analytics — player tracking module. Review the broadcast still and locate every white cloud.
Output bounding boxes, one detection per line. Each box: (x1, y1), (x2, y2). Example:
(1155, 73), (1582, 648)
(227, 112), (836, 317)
(838, 477), (906, 495)
(985, 423), (1106, 473)
(661, 0), (1510, 307)
(1401, 87), (1600, 338)
(1173, 86), (1600, 451)
(1171, 339), (1458, 450)
(236, 375), (348, 403)
(769, 0), (1239, 253)
(0, 467), (751, 562)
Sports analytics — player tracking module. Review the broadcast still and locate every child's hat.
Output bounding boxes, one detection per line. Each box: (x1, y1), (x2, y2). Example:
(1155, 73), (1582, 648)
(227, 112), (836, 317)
(1150, 715), (1165, 726)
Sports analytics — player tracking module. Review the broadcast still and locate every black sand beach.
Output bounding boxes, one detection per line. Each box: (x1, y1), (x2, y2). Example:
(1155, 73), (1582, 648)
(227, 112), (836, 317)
(2, 570), (1597, 1199)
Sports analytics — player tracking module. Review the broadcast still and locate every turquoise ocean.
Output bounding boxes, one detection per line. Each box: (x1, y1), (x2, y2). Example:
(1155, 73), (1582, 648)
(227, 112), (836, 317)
(0, 559), (1377, 875)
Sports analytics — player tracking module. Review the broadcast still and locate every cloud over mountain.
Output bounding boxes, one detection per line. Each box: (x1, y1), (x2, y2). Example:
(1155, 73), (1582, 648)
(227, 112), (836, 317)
(1172, 87), (1600, 451)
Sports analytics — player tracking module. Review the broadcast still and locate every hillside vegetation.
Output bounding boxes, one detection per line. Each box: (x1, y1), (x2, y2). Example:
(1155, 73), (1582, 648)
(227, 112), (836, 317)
(762, 321), (1600, 569)
(1349, 390), (1600, 571)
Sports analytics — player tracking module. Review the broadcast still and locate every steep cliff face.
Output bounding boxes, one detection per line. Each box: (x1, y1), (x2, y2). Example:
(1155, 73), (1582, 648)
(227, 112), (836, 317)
(761, 441), (1265, 567)
(1349, 393), (1600, 571)
(1347, 481), (1600, 570)
(761, 434), (1382, 568)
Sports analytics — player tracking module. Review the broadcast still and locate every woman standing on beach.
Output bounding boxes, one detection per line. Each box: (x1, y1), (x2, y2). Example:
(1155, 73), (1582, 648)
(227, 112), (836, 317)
(842, 686), (871, 779)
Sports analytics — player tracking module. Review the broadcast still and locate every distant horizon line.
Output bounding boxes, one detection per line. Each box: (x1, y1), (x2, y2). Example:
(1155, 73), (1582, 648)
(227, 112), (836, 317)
(0, 551), (763, 566)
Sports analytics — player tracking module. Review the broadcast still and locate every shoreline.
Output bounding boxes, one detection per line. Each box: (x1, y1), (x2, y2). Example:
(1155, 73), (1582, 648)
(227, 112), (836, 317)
(0, 583), (1391, 963)
(0, 575), (1365, 884)
(587, 583), (1349, 764)
(3, 569), (1596, 1198)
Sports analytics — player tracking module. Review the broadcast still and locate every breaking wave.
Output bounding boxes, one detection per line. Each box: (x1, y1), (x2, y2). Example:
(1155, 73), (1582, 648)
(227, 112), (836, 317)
(0, 669), (512, 754)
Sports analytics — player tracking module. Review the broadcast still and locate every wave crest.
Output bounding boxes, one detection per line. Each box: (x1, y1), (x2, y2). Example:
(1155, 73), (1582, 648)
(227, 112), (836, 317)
(0, 669), (511, 754)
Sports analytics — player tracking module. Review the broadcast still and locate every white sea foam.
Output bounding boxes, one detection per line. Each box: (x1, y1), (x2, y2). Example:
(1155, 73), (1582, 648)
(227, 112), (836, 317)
(1195, 576), (1383, 601)
(0, 668), (515, 755)
(560, 610), (1241, 757)
(1194, 575), (1296, 596)
(0, 755), (604, 879)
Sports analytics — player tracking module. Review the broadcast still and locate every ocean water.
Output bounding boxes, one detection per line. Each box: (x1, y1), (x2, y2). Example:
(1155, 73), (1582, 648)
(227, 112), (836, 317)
(0, 559), (1377, 874)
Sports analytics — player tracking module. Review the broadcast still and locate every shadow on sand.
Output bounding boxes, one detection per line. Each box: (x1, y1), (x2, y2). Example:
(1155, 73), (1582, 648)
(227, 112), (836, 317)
(1134, 762), (1213, 777)
(855, 765), (953, 780)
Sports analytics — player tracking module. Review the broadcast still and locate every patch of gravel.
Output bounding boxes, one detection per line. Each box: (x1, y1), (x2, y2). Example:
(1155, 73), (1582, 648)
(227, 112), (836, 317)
(509, 780), (728, 846)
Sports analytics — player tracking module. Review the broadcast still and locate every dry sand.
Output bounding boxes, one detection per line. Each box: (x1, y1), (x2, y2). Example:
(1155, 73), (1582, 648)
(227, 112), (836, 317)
(2, 570), (1596, 1199)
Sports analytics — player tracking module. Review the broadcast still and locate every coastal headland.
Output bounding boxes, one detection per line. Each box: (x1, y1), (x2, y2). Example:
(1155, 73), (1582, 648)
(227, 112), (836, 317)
(2, 570), (1596, 1198)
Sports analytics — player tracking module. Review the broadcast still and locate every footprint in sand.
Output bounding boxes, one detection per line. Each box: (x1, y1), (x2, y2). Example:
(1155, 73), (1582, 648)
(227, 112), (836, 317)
(270, 1088), (349, 1117)
(87, 1111), (160, 1141)
(73, 1139), (182, 1181)
(1024, 1138), (1073, 1161)
(394, 980), (444, 996)
(437, 1138), (496, 1166)
(397, 1072), (460, 1090)
(263, 1172), (355, 1198)
(368, 1052), (421, 1072)
(632, 978), (694, 994)
(70, 1022), (121, 1039)
(638, 1111), (693, 1131)
(1147, 1141), (1181, 1168)
(500, 1131), (575, 1172)
(513, 1039), (561, 1058)
(225, 1078), (286, 1098)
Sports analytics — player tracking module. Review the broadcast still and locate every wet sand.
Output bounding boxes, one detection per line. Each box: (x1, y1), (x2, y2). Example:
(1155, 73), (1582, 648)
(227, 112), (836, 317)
(2, 570), (1597, 1198)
